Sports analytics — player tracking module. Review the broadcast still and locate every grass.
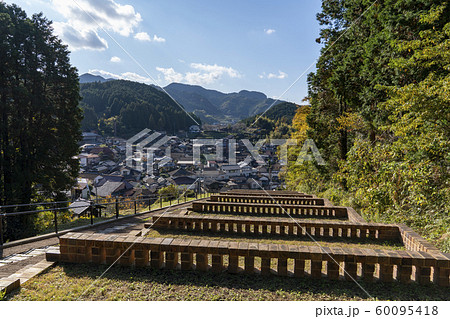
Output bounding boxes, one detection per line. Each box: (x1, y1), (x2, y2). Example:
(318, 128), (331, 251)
(6, 263), (449, 301)
(9, 193), (444, 301)
(145, 228), (405, 251)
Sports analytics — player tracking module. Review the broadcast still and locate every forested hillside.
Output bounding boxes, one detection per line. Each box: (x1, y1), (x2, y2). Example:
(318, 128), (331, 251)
(241, 102), (301, 139)
(164, 83), (284, 123)
(283, 0), (450, 251)
(243, 101), (300, 124)
(79, 80), (200, 137)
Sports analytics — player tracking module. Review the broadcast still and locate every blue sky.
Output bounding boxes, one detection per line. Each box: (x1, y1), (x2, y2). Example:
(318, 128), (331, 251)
(5, 0), (323, 103)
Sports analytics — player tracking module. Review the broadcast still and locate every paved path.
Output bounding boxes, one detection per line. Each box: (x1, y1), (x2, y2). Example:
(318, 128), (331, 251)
(0, 202), (191, 295)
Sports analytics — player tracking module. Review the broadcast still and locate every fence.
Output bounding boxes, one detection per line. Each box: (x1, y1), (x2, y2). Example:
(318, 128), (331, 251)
(0, 191), (211, 248)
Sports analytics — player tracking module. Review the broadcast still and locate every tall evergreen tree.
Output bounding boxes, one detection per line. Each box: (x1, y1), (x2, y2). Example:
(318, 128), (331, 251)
(0, 3), (81, 240)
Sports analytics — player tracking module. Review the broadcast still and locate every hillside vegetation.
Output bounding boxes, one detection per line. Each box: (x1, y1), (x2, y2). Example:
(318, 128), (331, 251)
(240, 102), (302, 139)
(79, 80), (200, 137)
(164, 83), (284, 123)
(283, 0), (450, 251)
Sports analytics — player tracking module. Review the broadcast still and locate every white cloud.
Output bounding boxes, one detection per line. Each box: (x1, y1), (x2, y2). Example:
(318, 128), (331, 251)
(156, 63), (241, 85)
(264, 28), (276, 35)
(89, 69), (153, 84)
(134, 32), (151, 41)
(268, 71), (287, 79)
(52, 0), (141, 36)
(190, 63), (240, 79)
(53, 22), (108, 51)
(152, 35), (166, 43)
(88, 62), (240, 88)
(134, 32), (166, 43)
(110, 56), (121, 63)
(121, 72), (154, 83)
(156, 67), (184, 83)
(260, 71), (288, 79)
(51, 0), (142, 50)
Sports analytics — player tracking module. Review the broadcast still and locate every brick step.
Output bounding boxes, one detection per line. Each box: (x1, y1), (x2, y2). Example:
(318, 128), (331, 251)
(148, 214), (400, 241)
(221, 190), (313, 198)
(211, 194), (325, 206)
(192, 201), (348, 219)
(52, 232), (450, 286)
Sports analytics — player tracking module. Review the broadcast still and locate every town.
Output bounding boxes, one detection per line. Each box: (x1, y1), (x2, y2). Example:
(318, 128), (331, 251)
(74, 127), (284, 202)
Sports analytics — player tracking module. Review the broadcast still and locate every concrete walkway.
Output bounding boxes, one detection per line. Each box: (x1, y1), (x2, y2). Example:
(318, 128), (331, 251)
(0, 201), (192, 296)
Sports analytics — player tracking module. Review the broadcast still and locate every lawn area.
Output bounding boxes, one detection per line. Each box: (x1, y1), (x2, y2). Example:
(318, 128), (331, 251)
(6, 263), (449, 301)
(145, 229), (406, 251)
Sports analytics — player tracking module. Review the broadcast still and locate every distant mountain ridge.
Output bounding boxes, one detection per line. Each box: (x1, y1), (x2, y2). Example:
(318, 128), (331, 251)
(79, 73), (288, 124)
(78, 80), (199, 138)
(163, 83), (285, 123)
(79, 73), (114, 83)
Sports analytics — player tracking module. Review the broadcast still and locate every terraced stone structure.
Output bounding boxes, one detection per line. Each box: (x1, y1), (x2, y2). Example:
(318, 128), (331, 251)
(48, 190), (450, 287)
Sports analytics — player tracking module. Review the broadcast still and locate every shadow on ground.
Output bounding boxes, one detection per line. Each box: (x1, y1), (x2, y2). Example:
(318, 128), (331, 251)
(7, 262), (447, 301)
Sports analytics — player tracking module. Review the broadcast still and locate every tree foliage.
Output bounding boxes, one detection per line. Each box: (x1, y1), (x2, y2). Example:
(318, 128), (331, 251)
(79, 80), (201, 137)
(285, 0), (450, 250)
(0, 3), (81, 239)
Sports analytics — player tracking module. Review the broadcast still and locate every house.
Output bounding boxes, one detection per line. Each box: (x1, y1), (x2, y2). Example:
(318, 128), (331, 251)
(156, 156), (176, 171)
(204, 179), (225, 192)
(92, 180), (134, 197)
(247, 178), (260, 189)
(206, 160), (218, 168)
(157, 176), (167, 185)
(89, 147), (115, 160)
(169, 167), (195, 178)
(71, 178), (90, 200)
(220, 180), (238, 192)
(94, 174), (124, 187)
(78, 153), (101, 167)
(95, 165), (109, 173)
(220, 164), (241, 178)
(81, 132), (102, 145)
(177, 160), (196, 168)
(117, 166), (142, 181)
(258, 176), (270, 187)
(170, 176), (197, 190)
(238, 161), (254, 176)
(69, 199), (105, 217)
(81, 144), (97, 151)
(196, 167), (222, 179)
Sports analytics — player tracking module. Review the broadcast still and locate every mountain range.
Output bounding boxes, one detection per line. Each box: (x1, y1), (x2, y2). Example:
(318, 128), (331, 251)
(79, 73), (114, 83)
(79, 73), (286, 124)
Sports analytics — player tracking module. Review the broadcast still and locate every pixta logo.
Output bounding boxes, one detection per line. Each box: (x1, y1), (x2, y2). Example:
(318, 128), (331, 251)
(126, 129), (325, 173)
(126, 129), (172, 174)
(192, 138), (325, 166)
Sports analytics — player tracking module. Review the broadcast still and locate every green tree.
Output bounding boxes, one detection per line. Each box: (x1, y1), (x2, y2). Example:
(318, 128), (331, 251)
(285, 0), (450, 250)
(158, 185), (179, 201)
(342, 3), (450, 250)
(0, 3), (82, 240)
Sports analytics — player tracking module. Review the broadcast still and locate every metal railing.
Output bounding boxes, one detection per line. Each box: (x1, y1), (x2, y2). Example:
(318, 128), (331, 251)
(0, 190), (212, 249)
